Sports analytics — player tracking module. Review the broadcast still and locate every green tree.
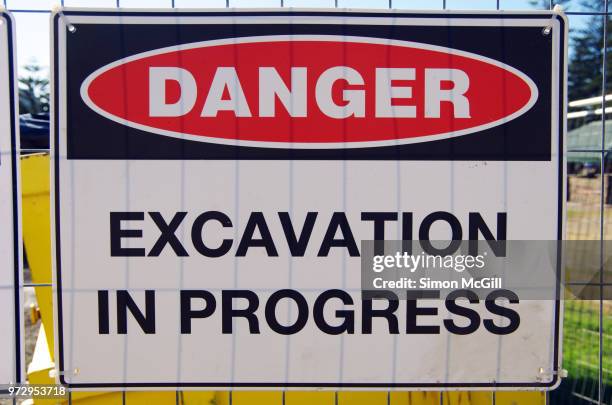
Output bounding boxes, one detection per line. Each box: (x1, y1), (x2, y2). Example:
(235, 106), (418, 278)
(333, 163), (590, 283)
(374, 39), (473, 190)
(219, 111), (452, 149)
(562, 0), (612, 101)
(528, 1), (612, 101)
(568, 16), (607, 100)
(18, 63), (49, 115)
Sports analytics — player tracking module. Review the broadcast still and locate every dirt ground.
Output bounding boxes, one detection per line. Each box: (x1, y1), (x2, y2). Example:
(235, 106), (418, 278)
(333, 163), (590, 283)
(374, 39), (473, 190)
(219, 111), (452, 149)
(568, 175), (612, 240)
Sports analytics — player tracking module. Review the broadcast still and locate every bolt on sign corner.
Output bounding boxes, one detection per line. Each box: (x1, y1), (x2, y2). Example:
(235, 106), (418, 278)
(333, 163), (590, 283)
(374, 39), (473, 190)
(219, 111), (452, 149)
(52, 9), (567, 390)
(0, 10), (22, 390)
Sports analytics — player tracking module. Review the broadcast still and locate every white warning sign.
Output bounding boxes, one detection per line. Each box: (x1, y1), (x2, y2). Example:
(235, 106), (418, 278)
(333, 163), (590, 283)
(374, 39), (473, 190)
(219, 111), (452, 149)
(53, 10), (566, 390)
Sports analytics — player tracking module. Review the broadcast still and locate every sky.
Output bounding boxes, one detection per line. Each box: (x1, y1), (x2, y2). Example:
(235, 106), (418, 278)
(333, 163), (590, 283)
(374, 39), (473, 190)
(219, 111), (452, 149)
(5, 0), (591, 76)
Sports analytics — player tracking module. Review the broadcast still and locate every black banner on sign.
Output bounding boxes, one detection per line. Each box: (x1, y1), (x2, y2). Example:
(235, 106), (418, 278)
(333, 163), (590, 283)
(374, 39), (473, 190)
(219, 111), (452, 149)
(61, 12), (562, 161)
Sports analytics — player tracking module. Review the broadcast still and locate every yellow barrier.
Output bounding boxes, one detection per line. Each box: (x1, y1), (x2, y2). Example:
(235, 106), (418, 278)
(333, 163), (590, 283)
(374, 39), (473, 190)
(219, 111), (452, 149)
(20, 153), (545, 405)
(21, 153), (53, 354)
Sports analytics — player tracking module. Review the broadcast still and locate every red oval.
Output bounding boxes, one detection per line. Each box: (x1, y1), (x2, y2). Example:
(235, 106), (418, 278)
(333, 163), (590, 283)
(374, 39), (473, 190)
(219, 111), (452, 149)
(82, 36), (537, 148)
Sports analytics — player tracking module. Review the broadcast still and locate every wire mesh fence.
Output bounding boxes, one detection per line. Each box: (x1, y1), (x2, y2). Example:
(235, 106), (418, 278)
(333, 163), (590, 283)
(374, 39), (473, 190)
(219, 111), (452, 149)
(2, 0), (611, 404)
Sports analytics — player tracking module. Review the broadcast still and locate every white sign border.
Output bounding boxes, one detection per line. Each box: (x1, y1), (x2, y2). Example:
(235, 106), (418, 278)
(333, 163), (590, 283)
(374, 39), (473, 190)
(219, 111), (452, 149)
(51, 8), (567, 391)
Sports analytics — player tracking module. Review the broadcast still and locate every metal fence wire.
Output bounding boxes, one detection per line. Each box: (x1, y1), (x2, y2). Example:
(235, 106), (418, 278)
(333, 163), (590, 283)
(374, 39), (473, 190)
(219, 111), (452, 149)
(2, 0), (612, 404)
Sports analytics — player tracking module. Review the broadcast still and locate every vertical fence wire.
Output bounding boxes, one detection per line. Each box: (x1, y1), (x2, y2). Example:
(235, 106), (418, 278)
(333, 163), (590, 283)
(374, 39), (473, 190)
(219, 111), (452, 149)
(442, 1), (448, 404)
(117, 4), (123, 404)
(116, 4), (123, 405)
(172, 0), (178, 401)
(173, 1), (177, 402)
(495, 9), (501, 405)
(5, 2), (10, 401)
(600, 3), (608, 405)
